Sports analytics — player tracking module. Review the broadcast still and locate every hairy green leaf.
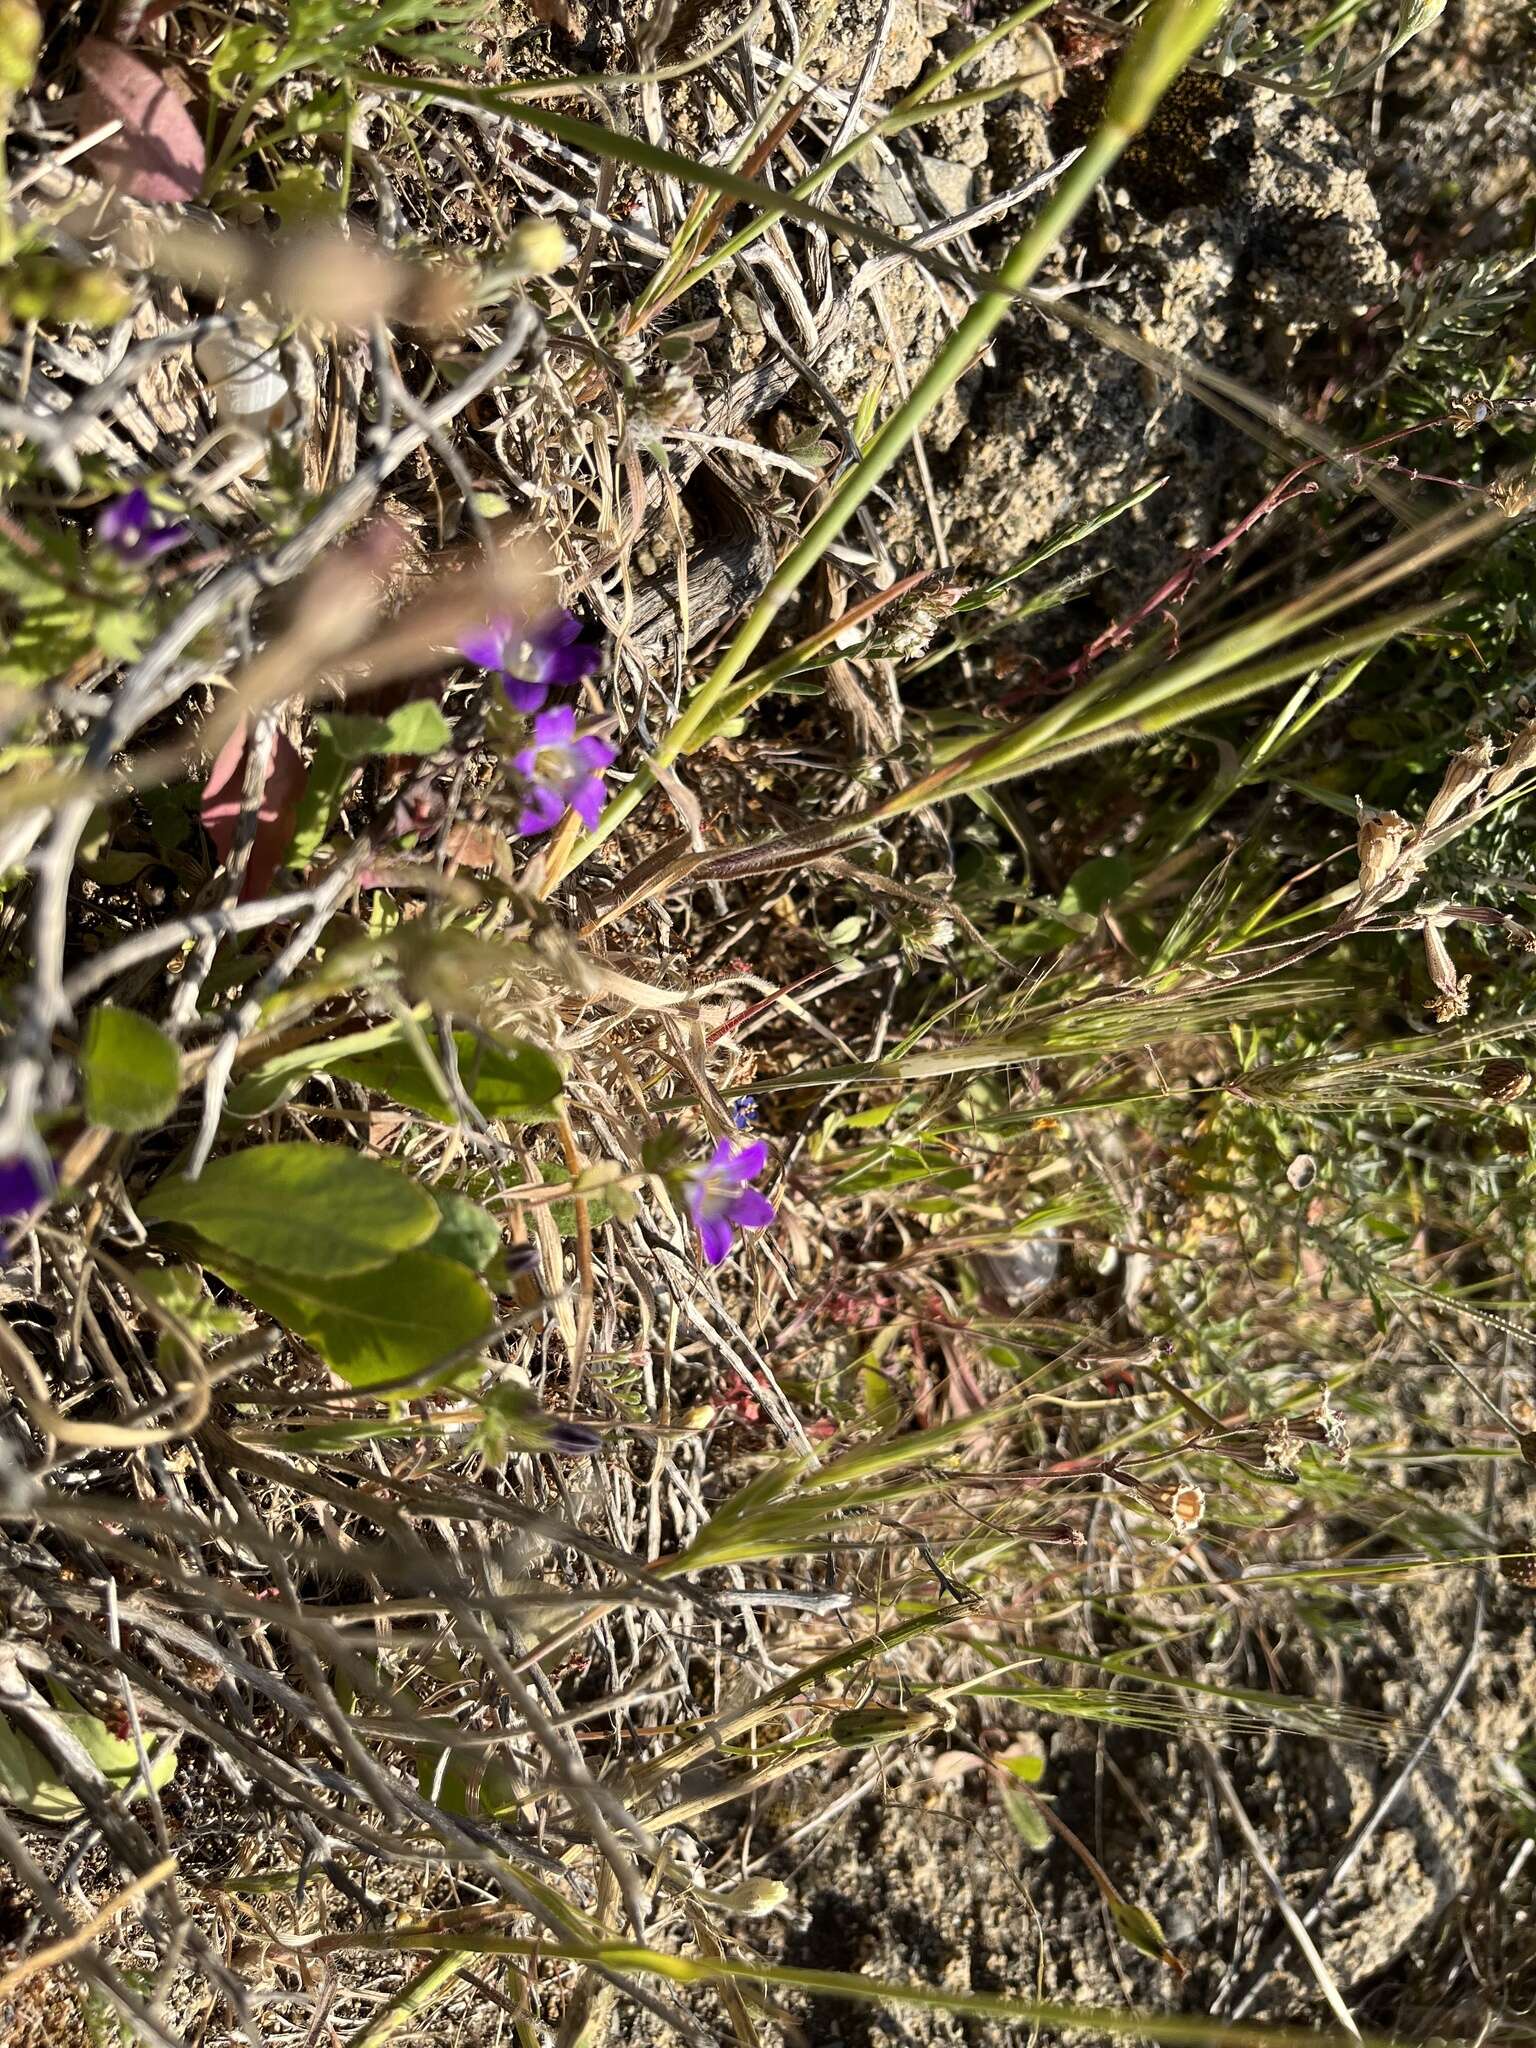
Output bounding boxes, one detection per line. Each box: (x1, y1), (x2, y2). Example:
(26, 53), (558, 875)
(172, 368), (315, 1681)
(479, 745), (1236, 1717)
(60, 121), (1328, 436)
(142, 1143), (440, 1278)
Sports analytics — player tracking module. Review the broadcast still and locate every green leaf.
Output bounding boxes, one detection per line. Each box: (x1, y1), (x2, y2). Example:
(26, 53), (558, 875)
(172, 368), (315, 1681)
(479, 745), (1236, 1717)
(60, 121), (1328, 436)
(81, 1004), (181, 1132)
(286, 724), (356, 865)
(334, 1031), (563, 1124)
(136, 1265), (247, 1339)
(1108, 1894), (1180, 1970)
(142, 1143), (440, 1278)
(1057, 854), (1132, 921)
(829, 1143), (969, 1197)
(0, 1698), (177, 1822)
(213, 1247), (496, 1389)
(318, 701), (454, 760)
(428, 1188), (502, 1272)
(998, 1780), (1051, 1852)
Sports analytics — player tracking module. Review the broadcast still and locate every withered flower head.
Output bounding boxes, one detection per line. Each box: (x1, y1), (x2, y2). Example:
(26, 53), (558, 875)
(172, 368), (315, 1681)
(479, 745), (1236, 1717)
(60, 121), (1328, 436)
(1168, 1483), (1206, 1535)
(1422, 917), (1468, 1022)
(1487, 719), (1536, 799)
(1422, 734), (1494, 833)
(1355, 807), (1410, 895)
(1262, 1418), (1300, 1478)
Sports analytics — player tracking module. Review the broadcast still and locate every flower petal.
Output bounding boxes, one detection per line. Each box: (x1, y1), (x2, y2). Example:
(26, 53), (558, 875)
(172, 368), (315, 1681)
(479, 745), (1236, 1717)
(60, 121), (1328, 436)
(516, 784), (565, 836)
(542, 641), (602, 687)
(697, 1213), (734, 1266)
(531, 608), (582, 650)
(571, 734), (617, 773)
(568, 775), (606, 830)
(458, 622), (509, 670)
(730, 1140), (768, 1181)
(502, 673), (550, 714)
(134, 523), (189, 562)
(726, 1187), (775, 1231)
(0, 1152), (49, 1219)
(707, 1136), (737, 1171)
(532, 704), (576, 747)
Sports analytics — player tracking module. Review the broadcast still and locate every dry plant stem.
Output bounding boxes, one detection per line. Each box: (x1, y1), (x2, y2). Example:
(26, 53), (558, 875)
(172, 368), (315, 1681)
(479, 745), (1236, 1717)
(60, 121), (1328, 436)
(1193, 1734), (1360, 2037)
(0, 1852), (176, 2000)
(0, 303), (542, 1162)
(539, 0), (1231, 879)
(1221, 1502), (1492, 2018)
(278, 1923), (1396, 2048)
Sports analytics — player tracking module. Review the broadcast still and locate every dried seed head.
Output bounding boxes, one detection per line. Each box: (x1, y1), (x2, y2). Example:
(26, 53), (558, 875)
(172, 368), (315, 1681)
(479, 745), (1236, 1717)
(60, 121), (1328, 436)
(1422, 919), (1468, 1020)
(1262, 1418), (1299, 1478)
(629, 366), (705, 436)
(1480, 1058), (1531, 1105)
(504, 217), (572, 277)
(1422, 734), (1494, 832)
(874, 577), (971, 663)
(1427, 985), (1470, 1023)
(1487, 719), (1536, 798)
(1168, 1483), (1205, 1534)
(1355, 808), (1410, 895)
(1489, 465), (1536, 519)
(1318, 1397), (1351, 1465)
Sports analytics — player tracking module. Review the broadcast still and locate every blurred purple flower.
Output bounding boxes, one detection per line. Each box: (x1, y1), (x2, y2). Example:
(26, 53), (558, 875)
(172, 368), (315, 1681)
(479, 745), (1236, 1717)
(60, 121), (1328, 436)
(97, 488), (189, 565)
(510, 705), (616, 836)
(548, 1419), (604, 1456)
(458, 608), (601, 714)
(686, 1137), (775, 1267)
(0, 1151), (50, 1221)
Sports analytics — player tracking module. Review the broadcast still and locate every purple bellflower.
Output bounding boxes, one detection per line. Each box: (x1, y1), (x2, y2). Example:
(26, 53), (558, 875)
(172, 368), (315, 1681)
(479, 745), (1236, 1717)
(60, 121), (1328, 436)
(686, 1137), (775, 1267)
(510, 705), (615, 836)
(97, 489), (190, 565)
(458, 608), (601, 714)
(0, 1151), (51, 1221)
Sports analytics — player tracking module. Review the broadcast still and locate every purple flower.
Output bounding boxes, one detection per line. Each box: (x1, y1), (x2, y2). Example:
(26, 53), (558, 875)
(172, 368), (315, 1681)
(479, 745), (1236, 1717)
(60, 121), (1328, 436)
(97, 488), (189, 565)
(685, 1137), (775, 1267)
(510, 705), (616, 836)
(458, 608), (601, 714)
(0, 1151), (51, 1221)
(732, 1095), (759, 1131)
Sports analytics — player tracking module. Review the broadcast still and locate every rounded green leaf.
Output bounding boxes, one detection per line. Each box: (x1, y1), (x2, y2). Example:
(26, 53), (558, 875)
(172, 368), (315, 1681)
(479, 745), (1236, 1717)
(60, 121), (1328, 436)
(81, 1003), (181, 1132)
(334, 1031), (563, 1125)
(0, 1701), (176, 1822)
(427, 1188), (502, 1272)
(216, 1247), (497, 1388)
(141, 1143), (440, 1278)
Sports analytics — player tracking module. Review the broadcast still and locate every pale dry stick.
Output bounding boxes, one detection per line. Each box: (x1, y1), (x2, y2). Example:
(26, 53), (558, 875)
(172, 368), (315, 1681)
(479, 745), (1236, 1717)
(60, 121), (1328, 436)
(0, 1851), (177, 2002)
(1192, 1730), (1360, 2038)
(0, 304), (542, 1163)
(60, 886), (335, 1006)
(447, 1599), (656, 1939)
(0, 1805), (197, 2048)
(184, 839), (374, 1177)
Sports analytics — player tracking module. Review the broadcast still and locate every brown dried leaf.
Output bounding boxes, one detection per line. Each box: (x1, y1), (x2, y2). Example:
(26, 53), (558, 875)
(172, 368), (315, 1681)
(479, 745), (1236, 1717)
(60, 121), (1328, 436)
(76, 38), (204, 204)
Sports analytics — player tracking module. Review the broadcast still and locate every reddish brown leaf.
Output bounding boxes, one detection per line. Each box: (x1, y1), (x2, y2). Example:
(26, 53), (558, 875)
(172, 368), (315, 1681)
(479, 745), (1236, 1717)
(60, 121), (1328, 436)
(76, 38), (204, 204)
(201, 723), (307, 902)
